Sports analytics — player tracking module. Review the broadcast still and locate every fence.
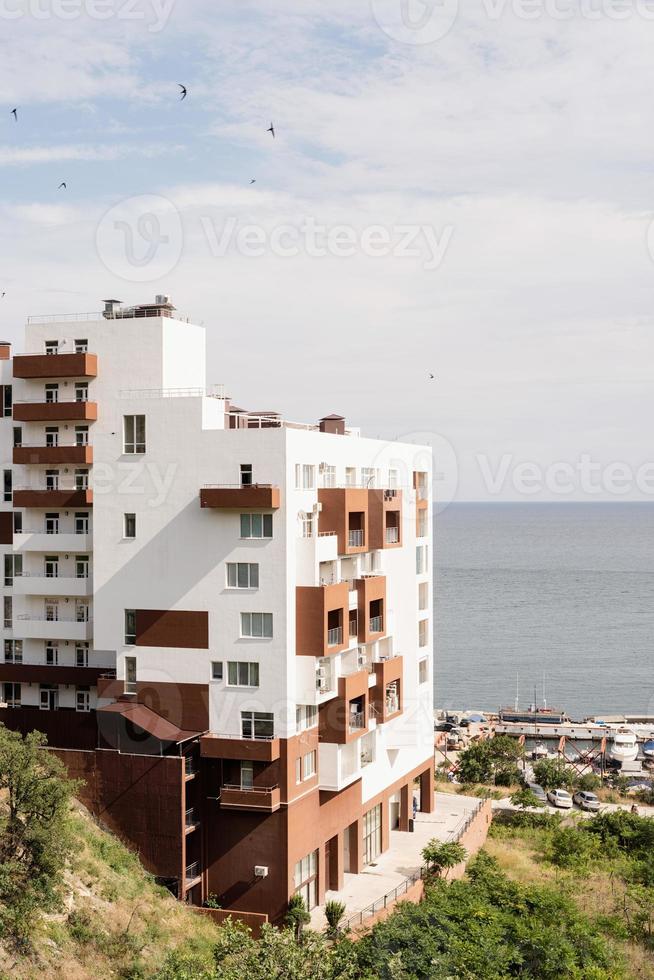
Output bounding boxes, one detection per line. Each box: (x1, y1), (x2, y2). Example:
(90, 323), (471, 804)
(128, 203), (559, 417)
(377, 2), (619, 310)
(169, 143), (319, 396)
(342, 867), (425, 932)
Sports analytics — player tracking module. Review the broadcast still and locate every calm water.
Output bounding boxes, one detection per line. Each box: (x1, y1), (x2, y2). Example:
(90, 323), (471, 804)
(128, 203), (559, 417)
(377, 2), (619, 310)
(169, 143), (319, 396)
(434, 503), (654, 720)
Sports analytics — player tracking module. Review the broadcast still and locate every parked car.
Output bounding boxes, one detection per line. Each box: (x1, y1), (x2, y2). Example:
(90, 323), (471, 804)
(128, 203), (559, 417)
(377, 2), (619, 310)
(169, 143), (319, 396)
(459, 717), (470, 728)
(436, 722), (457, 733)
(547, 788), (573, 809)
(527, 782), (548, 804)
(573, 790), (600, 812)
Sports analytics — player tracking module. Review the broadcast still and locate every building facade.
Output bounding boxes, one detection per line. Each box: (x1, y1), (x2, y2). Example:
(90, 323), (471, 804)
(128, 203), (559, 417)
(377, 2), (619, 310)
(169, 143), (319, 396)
(0, 297), (434, 923)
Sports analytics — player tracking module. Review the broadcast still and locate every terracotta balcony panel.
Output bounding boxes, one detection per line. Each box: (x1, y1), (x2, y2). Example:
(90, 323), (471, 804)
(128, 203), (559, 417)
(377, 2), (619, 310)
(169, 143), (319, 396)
(372, 655), (404, 723)
(0, 663), (113, 686)
(13, 353), (98, 380)
(200, 485), (280, 509)
(13, 445), (93, 465)
(220, 785), (281, 812)
(13, 489), (93, 508)
(296, 581), (349, 657)
(200, 734), (281, 762)
(13, 402), (98, 423)
(355, 575), (386, 644)
(317, 488), (369, 555)
(368, 489), (403, 550)
(319, 670), (369, 745)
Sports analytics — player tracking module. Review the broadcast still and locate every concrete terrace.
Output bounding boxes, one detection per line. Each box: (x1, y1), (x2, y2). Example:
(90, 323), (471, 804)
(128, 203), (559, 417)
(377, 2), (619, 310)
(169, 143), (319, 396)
(309, 791), (481, 930)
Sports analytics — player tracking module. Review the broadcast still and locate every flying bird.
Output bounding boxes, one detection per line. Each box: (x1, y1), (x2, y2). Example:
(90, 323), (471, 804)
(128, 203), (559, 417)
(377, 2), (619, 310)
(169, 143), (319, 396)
(178, 84), (187, 100)
(10, 108), (17, 121)
(249, 178), (256, 184)
(267, 122), (275, 138)
(428, 373), (435, 380)
(58, 182), (67, 190)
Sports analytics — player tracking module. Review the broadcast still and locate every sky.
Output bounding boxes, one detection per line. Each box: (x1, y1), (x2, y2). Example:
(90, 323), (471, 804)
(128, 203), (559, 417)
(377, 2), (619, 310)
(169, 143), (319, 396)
(2, 0), (654, 503)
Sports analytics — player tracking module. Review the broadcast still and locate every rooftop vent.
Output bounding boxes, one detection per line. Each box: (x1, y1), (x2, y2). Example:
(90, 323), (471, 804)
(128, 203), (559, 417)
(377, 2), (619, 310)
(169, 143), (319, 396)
(319, 414), (345, 435)
(103, 296), (177, 320)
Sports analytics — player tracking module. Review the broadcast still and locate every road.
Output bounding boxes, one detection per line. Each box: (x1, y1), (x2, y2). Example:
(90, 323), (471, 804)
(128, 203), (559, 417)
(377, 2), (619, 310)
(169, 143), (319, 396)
(492, 797), (654, 818)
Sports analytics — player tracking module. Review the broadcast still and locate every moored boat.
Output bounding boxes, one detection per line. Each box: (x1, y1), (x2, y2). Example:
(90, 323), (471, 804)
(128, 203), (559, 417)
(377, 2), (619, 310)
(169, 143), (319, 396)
(643, 739), (654, 760)
(609, 729), (639, 764)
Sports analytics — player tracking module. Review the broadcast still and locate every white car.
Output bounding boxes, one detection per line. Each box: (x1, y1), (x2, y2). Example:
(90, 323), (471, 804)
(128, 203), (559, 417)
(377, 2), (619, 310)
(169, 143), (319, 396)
(573, 791), (600, 812)
(547, 788), (573, 809)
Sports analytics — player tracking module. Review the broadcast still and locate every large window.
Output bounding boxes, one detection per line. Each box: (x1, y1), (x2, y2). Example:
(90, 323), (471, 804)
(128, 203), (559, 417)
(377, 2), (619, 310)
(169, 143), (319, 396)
(76, 643), (89, 667)
(241, 711), (274, 740)
(416, 545), (428, 575)
(321, 465), (336, 488)
(45, 641), (59, 666)
(294, 851), (318, 910)
(295, 464), (315, 490)
(3, 683), (20, 708)
(227, 661), (260, 687)
(418, 658), (429, 685)
(123, 415), (146, 454)
(296, 704), (318, 731)
(363, 804), (382, 866)
(3, 596), (11, 629)
(226, 562), (259, 589)
(418, 581), (429, 611)
(4, 554), (22, 586)
(3, 469), (11, 502)
(125, 609), (136, 645)
(240, 513), (273, 539)
(240, 612), (273, 638)
(419, 618), (429, 648)
(4, 640), (22, 664)
(2, 384), (11, 417)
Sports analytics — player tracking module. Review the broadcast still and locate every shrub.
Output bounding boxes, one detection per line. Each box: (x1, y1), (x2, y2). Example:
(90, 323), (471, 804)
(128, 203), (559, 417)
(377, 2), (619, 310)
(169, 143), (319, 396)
(421, 840), (466, 878)
(285, 894), (310, 941)
(532, 757), (575, 791)
(324, 899), (346, 937)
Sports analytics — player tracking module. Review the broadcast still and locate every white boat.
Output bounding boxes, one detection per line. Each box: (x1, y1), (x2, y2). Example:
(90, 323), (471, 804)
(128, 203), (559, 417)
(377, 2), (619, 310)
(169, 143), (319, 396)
(531, 742), (549, 760)
(609, 729), (639, 764)
(643, 739), (654, 760)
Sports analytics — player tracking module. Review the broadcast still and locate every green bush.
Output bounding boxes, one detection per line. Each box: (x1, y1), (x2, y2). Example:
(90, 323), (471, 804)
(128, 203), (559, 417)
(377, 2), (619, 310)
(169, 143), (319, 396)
(532, 757), (575, 791)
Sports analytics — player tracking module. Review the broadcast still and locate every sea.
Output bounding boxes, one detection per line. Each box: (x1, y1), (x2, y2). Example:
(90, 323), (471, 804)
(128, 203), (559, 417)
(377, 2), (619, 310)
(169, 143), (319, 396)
(435, 503), (654, 721)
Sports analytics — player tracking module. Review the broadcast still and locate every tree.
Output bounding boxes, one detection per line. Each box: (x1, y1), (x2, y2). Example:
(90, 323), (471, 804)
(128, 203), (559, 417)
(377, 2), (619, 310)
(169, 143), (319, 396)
(324, 899), (346, 938)
(457, 736), (523, 787)
(575, 772), (601, 792)
(285, 893), (311, 942)
(0, 727), (77, 946)
(532, 757), (574, 791)
(421, 840), (467, 879)
(511, 788), (543, 810)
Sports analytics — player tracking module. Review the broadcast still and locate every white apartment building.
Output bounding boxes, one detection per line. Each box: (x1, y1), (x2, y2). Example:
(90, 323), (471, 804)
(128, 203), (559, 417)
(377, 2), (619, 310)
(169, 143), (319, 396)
(0, 296), (434, 922)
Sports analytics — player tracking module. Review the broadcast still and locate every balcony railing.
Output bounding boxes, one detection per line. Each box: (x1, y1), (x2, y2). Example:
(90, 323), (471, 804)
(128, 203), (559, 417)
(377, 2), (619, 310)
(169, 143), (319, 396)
(349, 711), (366, 732)
(386, 697), (400, 715)
(369, 616), (383, 633)
(348, 529), (364, 547)
(17, 614), (91, 624)
(222, 783), (278, 796)
(327, 626), (343, 647)
(185, 808), (198, 829)
(185, 756), (197, 777)
(385, 526), (399, 544)
(185, 862), (200, 883)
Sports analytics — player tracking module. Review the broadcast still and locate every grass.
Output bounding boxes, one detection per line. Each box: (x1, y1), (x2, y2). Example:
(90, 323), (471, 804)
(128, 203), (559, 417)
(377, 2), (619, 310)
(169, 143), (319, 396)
(0, 802), (220, 979)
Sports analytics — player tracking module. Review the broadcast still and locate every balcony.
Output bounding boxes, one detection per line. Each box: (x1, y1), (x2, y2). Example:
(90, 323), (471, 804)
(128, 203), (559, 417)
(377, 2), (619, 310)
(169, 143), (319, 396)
(15, 615), (92, 642)
(372, 655), (404, 723)
(185, 808), (200, 833)
(14, 531), (91, 552)
(200, 484), (280, 510)
(348, 710), (366, 733)
(200, 732), (280, 762)
(385, 526), (399, 545)
(13, 400), (98, 423)
(13, 352), (98, 379)
(318, 741), (361, 791)
(318, 488), (369, 555)
(348, 529), (364, 548)
(369, 615), (383, 634)
(319, 670), (369, 745)
(296, 581), (349, 657)
(327, 626), (343, 648)
(13, 488), (93, 508)
(0, 662), (111, 685)
(356, 575), (386, 643)
(184, 862), (201, 889)
(368, 489), (403, 550)
(13, 445), (93, 465)
(12, 574), (93, 597)
(220, 784), (281, 812)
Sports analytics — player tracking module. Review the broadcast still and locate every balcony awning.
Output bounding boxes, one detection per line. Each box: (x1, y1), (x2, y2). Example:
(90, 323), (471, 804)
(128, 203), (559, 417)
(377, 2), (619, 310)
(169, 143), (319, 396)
(97, 701), (199, 744)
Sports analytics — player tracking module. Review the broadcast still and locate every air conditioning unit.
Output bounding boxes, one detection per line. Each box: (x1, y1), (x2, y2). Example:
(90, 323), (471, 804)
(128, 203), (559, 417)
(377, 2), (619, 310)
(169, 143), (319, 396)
(254, 865), (269, 878)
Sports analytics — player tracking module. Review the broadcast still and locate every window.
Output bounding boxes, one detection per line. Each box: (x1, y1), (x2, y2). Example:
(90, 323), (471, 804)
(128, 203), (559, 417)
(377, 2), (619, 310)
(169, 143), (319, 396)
(75, 468), (89, 490)
(417, 508), (428, 538)
(13, 426), (22, 448)
(44, 426), (59, 448)
(75, 425), (89, 446)
(302, 750), (317, 780)
(295, 757), (302, 785)
(46, 469), (59, 491)
(363, 804), (382, 865)
(362, 467), (376, 488)
(418, 582), (429, 611)
(240, 760), (254, 790)
(123, 513), (136, 539)
(419, 618), (429, 648)
(296, 704), (318, 732)
(293, 851), (318, 910)
(74, 338), (88, 353)
(240, 463), (253, 486)
(3, 469), (11, 502)
(3, 682), (20, 708)
(44, 555), (59, 578)
(241, 711), (274, 740)
(123, 414), (146, 454)
(321, 464), (336, 488)
(75, 555), (89, 578)
(45, 512), (59, 534)
(295, 464), (315, 489)
(76, 688), (90, 712)
(13, 512), (22, 535)
(388, 468), (399, 490)
(125, 609), (136, 645)
(2, 384), (11, 417)
(418, 658), (429, 685)
(3, 596), (11, 629)
(45, 340), (59, 355)
(211, 661), (223, 681)
(416, 545), (428, 575)
(240, 612), (273, 638)
(345, 466), (357, 486)
(45, 600), (59, 622)
(226, 562), (259, 589)
(227, 662), (260, 687)
(4, 554), (22, 586)
(45, 383), (59, 404)
(75, 512), (89, 534)
(75, 381), (89, 403)
(300, 512), (314, 538)
(40, 685), (59, 711)
(76, 643), (89, 667)
(4, 640), (22, 664)
(240, 513), (273, 539)
(125, 656), (137, 694)
(45, 641), (59, 666)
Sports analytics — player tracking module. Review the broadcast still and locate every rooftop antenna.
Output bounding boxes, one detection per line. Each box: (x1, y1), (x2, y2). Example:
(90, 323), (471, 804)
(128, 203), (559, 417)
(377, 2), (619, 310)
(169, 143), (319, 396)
(542, 671), (547, 710)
